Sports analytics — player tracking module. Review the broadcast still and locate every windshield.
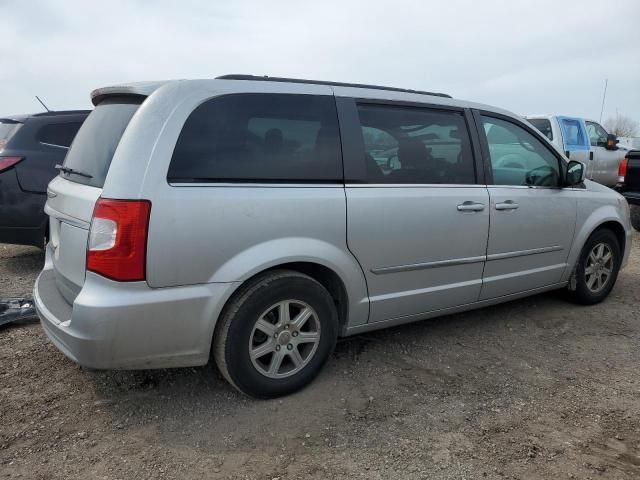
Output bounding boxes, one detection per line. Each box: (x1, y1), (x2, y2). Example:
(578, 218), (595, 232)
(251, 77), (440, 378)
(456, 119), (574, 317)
(61, 96), (142, 187)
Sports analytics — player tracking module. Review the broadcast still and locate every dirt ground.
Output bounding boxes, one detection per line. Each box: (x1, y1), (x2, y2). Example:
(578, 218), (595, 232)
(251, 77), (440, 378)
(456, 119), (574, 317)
(1, 236), (639, 480)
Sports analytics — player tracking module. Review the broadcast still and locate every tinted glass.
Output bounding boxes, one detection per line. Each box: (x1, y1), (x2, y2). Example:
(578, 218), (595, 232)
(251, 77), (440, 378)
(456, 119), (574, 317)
(62, 97), (142, 187)
(585, 121), (608, 146)
(482, 116), (561, 187)
(528, 118), (553, 141)
(37, 122), (83, 148)
(356, 104), (475, 184)
(168, 94), (341, 182)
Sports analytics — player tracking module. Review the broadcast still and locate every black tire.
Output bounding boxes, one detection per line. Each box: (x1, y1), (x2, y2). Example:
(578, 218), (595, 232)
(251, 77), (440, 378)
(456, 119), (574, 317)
(630, 205), (640, 232)
(567, 229), (621, 305)
(213, 270), (338, 398)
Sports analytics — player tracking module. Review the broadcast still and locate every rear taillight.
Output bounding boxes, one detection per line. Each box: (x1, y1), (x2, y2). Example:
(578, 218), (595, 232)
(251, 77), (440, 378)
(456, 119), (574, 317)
(0, 156), (23, 173)
(618, 157), (629, 184)
(87, 198), (151, 281)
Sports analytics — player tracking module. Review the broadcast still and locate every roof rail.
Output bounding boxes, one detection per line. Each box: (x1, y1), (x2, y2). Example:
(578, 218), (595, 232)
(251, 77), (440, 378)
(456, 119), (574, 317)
(215, 74), (452, 99)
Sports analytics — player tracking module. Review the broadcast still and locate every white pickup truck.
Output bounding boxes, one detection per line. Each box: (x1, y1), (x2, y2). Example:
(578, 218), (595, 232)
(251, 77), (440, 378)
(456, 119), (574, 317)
(525, 115), (626, 187)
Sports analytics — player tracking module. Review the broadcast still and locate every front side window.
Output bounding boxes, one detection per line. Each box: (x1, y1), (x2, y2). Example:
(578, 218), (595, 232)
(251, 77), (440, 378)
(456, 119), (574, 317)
(482, 116), (561, 187)
(585, 121), (608, 147)
(168, 94), (341, 182)
(356, 104), (475, 184)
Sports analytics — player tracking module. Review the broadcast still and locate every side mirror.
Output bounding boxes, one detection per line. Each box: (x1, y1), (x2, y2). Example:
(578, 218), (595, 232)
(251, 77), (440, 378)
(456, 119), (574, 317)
(606, 133), (619, 150)
(566, 160), (586, 186)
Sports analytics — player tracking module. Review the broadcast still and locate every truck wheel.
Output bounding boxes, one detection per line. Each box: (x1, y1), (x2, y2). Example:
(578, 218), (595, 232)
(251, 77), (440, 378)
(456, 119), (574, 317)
(567, 229), (621, 305)
(213, 270), (338, 398)
(630, 205), (640, 232)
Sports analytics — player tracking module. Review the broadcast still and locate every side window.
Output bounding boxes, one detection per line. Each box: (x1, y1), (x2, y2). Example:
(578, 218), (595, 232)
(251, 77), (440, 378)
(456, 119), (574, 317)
(168, 94), (341, 182)
(356, 104), (476, 184)
(37, 122), (83, 148)
(527, 118), (553, 141)
(585, 121), (608, 147)
(481, 116), (561, 187)
(559, 118), (587, 149)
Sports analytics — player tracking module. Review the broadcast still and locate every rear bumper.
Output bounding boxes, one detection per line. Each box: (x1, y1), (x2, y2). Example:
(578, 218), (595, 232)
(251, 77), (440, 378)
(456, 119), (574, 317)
(34, 253), (238, 369)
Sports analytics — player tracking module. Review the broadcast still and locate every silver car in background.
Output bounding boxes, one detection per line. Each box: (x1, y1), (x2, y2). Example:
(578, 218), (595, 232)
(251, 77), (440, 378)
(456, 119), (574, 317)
(34, 75), (632, 398)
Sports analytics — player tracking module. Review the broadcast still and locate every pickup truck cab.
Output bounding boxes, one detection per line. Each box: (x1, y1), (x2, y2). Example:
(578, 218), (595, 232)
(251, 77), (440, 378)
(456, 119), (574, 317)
(526, 115), (624, 187)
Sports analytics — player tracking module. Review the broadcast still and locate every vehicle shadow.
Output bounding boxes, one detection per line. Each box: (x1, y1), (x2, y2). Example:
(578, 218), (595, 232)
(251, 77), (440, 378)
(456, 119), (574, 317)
(82, 287), (585, 451)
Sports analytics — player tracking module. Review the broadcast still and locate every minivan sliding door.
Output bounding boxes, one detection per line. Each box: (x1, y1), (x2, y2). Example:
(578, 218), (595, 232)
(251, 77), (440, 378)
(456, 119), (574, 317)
(338, 98), (490, 324)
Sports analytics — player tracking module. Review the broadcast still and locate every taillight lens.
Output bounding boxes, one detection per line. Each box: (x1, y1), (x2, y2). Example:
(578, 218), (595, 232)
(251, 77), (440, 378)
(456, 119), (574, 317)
(87, 199), (151, 281)
(0, 156), (23, 173)
(618, 157), (628, 184)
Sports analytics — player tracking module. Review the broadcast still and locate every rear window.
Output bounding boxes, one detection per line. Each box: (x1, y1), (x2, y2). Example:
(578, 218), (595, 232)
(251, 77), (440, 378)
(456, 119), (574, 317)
(0, 121), (21, 149)
(37, 122), (83, 148)
(528, 118), (553, 141)
(167, 93), (342, 182)
(61, 97), (142, 187)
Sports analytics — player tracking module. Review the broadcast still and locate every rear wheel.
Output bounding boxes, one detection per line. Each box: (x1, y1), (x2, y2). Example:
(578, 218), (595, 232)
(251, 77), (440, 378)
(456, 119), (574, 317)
(630, 205), (640, 232)
(567, 229), (621, 305)
(213, 270), (338, 398)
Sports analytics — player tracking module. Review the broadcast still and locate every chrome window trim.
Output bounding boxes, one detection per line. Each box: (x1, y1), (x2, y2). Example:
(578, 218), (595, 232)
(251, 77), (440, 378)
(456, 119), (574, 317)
(168, 182), (344, 188)
(345, 183), (487, 189)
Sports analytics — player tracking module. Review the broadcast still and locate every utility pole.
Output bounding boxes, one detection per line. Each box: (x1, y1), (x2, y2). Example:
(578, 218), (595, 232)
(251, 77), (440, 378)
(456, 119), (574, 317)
(599, 79), (608, 123)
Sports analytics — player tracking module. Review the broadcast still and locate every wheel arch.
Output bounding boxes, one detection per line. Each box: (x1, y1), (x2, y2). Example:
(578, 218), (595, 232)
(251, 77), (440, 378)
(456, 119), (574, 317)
(209, 238), (370, 334)
(562, 206), (628, 284)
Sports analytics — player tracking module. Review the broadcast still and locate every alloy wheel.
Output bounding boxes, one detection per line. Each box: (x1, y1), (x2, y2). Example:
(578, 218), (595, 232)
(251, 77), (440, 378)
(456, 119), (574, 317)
(248, 300), (321, 379)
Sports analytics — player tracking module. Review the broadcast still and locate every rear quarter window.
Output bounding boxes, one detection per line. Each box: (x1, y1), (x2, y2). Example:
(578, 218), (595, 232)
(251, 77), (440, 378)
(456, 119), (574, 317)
(168, 93), (342, 182)
(61, 97), (142, 187)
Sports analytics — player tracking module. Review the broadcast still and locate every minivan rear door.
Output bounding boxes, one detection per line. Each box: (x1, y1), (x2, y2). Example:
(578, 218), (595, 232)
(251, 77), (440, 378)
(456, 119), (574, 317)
(45, 97), (142, 303)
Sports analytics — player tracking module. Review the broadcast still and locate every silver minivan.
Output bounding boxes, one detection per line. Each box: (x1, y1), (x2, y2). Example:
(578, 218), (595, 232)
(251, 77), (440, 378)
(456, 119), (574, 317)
(35, 75), (633, 398)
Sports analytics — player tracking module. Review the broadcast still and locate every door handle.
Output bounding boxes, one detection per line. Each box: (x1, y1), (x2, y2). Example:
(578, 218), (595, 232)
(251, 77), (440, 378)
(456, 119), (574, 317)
(457, 201), (485, 212)
(495, 200), (519, 211)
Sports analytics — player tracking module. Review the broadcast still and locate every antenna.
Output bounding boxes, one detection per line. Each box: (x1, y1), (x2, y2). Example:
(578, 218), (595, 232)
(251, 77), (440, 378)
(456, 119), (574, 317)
(35, 96), (51, 112)
(598, 79), (608, 123)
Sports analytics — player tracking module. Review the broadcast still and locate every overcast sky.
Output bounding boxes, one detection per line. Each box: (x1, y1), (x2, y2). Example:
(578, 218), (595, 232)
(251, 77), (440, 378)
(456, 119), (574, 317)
(2, 0), (639, 124)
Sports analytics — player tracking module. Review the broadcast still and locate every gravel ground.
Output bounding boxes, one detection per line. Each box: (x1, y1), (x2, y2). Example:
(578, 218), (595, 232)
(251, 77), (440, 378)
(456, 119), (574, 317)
(1, 236), (639, 479)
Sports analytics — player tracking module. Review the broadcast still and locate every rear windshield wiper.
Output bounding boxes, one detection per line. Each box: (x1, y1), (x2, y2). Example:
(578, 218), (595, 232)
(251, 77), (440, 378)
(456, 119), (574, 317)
(55, 164), (93, 179)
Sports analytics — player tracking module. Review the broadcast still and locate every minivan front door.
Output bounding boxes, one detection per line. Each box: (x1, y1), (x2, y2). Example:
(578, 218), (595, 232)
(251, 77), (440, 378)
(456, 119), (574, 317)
(477, 114), (577, 299)
(340, 99), (489, 324)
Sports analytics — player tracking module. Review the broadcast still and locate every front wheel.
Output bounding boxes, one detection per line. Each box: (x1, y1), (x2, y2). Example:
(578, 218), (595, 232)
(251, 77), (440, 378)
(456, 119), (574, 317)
(567, 229), (621, 305)
(213, 270), (338, 398)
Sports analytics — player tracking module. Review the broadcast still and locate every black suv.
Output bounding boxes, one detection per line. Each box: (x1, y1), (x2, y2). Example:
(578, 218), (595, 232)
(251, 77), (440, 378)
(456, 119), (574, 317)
(0, 110), (89, 247)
